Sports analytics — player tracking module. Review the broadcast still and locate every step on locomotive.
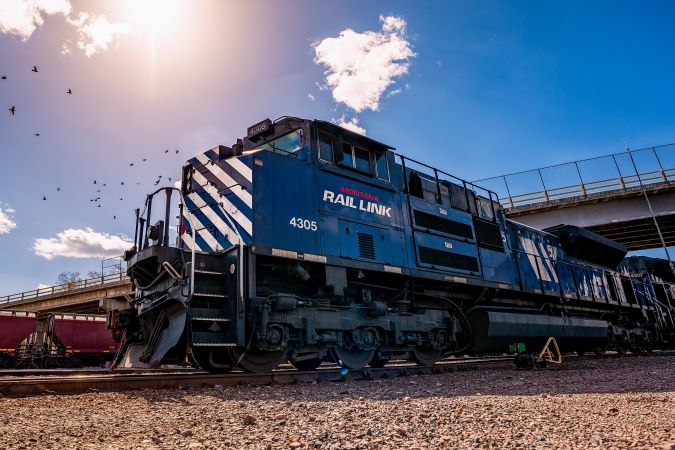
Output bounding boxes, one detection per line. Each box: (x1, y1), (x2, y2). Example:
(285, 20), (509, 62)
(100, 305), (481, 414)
(111, 116), (675, 372)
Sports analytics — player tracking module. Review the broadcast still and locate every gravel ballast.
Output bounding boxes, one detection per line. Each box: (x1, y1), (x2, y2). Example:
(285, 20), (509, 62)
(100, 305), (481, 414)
(0, 355), (672, 449)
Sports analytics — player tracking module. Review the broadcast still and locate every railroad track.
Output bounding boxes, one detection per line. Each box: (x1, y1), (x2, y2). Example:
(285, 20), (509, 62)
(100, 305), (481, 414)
(0, 356), (515, 397)
(1, 351), (670, 397)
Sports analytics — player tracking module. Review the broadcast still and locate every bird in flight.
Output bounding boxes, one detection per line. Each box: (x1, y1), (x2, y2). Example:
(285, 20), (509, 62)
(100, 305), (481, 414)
(142, 158), (147, 162)
(119, 197), (123, 200)
(175, 149), (180, 155)
(129, 163), (134, 166)
(32, 66), (38, 73)
(1, 76), (6, 80)
(57, 187), (61, 191)
(35, 133), (40, 137)
(67, 88), (72, 94)
(164, 149), (169, 154)
(113, 215), (117, 219)
(9, 106), (15, 116)
(42, 196), (46, 201)
(93, 180), (97, 184)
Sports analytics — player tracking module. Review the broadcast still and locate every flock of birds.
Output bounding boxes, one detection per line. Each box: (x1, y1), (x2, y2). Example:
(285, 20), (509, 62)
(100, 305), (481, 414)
(4, 65), (184, 221)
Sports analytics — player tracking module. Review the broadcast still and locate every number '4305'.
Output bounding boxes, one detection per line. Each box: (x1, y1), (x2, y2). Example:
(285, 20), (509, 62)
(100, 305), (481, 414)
(290, 217), (317, 231)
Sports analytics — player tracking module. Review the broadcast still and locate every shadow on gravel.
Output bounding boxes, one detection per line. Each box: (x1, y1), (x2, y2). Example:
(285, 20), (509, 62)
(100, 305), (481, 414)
(120, 355), (674, 404)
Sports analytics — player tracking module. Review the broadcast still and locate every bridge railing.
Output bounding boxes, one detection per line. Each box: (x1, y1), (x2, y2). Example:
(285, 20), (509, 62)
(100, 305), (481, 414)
(474, 143), (675, 208)
(0, 272), (130, 307)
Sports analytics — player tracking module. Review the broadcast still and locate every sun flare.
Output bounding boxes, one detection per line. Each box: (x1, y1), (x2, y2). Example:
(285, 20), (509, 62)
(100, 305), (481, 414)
(124, 0), (184, 37)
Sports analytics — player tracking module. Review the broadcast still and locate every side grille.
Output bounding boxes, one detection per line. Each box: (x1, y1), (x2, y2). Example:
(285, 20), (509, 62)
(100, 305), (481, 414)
(418, 246), (479, 272)
(357, 232), (376, 259)
(473, 218), (504, 252)
(413, 210), (474, 240)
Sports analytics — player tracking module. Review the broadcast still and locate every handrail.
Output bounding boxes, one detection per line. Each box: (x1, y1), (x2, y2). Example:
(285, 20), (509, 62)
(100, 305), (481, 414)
(0, 271), (130, 306)
(475, 142), (675, 181)
(474, 143), (674, 209)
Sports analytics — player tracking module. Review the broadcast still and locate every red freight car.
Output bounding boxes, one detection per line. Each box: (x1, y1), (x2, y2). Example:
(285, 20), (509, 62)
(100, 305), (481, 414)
(49, 313), (118, 357)
(0, 311), (118, 368)
(0, 311), (37, 367)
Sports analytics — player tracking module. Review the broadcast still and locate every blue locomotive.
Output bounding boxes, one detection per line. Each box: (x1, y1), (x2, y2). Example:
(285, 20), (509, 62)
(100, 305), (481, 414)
(114, 116), (675, 372)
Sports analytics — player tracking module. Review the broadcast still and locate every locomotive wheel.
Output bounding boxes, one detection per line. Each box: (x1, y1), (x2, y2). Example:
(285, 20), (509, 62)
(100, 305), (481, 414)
(289, 353), (322, 371)
(191, 348), (234, 373)
(229, 348), (289, 373)
(410, 346), (442, 366)
(329, 347), (375, 369)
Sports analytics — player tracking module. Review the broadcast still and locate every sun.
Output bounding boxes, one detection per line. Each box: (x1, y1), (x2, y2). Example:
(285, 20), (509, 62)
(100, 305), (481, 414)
(124, 0), (184, 37)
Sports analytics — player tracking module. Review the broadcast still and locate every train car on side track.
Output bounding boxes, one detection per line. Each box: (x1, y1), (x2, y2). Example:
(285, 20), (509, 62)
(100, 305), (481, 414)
(0, 311), (37, 368)
(112, 116), (675, 372)
(0, 311), (117, 368)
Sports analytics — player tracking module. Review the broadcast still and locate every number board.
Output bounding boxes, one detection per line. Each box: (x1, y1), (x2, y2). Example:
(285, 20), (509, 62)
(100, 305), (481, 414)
(247, 119), (273, 138)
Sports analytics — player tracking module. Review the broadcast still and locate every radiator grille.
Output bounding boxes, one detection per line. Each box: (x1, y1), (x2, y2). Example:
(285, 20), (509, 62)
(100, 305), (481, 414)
(418, 246), (479, 272)
(413, 210), (474, 240)
(473, 218), (504, 252)
(357, 232), (376, 259)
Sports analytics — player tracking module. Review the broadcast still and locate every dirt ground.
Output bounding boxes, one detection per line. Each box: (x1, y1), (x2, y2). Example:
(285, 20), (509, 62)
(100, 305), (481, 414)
(0, 355), (673, 449)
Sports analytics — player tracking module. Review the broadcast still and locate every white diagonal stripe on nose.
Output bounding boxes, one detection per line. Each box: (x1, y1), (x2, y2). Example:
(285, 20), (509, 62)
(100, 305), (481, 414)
(192, 171), (252, 236)
(196, 154), (252, 209)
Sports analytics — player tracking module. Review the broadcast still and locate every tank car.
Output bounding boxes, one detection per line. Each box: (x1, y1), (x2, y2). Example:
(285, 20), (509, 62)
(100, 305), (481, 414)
(113, 116), (675, 372)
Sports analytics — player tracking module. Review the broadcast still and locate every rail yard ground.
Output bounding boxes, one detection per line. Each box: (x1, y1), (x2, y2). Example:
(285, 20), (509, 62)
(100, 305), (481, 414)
(0, 355), (672, 449)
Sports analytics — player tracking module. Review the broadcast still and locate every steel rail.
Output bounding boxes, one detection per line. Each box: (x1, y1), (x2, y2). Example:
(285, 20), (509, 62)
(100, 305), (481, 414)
(5, 352), (673, 397)
(0, 357), (522, 397)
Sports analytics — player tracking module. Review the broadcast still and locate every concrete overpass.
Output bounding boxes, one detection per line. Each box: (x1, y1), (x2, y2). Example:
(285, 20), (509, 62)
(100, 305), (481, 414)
(476, 143), (675, 251)
(0, 272), (132, 315)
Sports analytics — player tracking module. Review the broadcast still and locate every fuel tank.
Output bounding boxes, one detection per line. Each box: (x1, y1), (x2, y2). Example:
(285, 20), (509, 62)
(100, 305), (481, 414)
(469, 310), (609, 353)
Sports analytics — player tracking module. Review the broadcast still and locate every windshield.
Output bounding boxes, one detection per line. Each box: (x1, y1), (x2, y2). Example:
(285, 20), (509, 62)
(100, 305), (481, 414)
(253, 129), (304, 154)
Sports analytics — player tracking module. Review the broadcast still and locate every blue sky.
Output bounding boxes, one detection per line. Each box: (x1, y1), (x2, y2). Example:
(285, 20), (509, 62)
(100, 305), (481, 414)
(1, 0), (674, 293)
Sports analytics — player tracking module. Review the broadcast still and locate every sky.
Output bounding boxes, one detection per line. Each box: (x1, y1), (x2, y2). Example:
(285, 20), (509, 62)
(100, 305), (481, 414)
(1, 0), (674, 293)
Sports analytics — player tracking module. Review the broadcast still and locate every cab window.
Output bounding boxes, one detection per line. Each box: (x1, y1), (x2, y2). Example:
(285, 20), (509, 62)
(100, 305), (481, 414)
(341, 142), (354, 168)
(253, 129), (304, 155)
(375, 152), (389, 181)
(341, 142), (371, 175)
(319, 133), (390, 183)
(318, 132), (333, 162)
(354, 147), (370, 173)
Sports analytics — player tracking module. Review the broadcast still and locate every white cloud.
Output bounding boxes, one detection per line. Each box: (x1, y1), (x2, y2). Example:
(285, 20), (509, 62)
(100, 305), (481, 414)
(0, 207), (17, 234)
(36, 283), (52, 290)
(33, 227), (133, 260)
(307, 93), (316, 102)
(337, 115), (366, 135)
(387, 88), (402, 98)
(0, 0), (132, 56)
(0, 0), (71, 39)
(313, 15), (415, 113)
(66, 12), (133, 57)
